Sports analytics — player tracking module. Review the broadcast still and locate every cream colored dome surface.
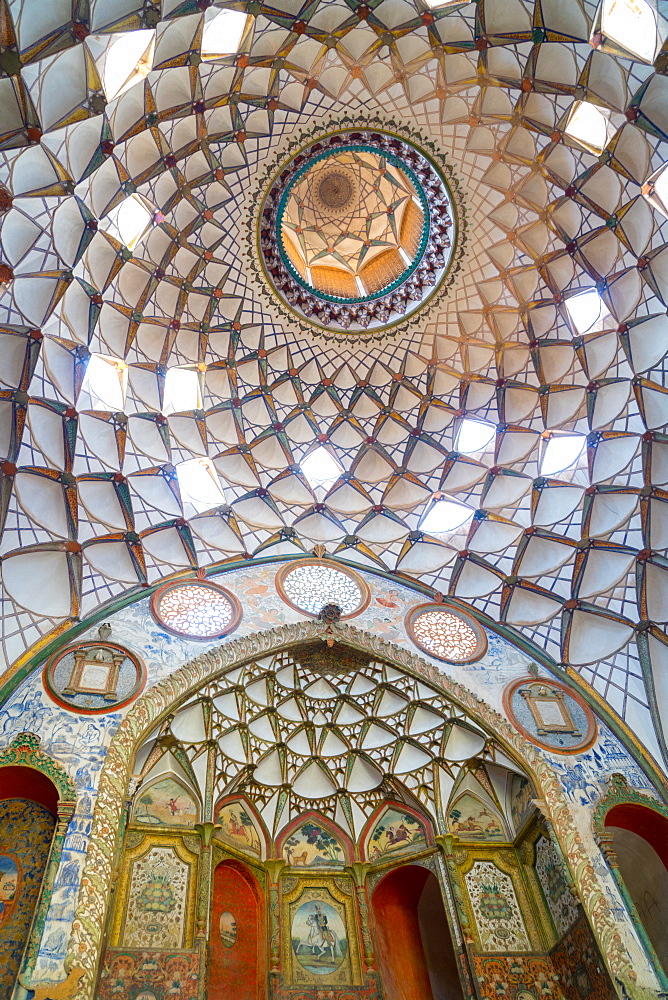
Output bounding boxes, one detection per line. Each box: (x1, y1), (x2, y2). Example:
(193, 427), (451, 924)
(0, 0), (667, 765)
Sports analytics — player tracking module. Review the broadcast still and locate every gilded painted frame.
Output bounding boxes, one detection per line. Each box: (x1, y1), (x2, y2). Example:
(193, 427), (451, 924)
(111, 831), (199, 950)
(280, 873), (363, 988)
(451, 841), (554, 955)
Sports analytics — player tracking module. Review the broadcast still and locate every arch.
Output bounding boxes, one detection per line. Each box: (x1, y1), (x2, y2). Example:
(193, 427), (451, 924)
(209, 858), (265, 1000)
(362, 801), (432, 864)
(0, 733), (76, 986)
(213, 795), (268, 860)
(131, 773), (200, 827)
(594, 774), (668, 986)
(4, 556), (662, 804)
(371, 864), (464, 1000)
(276, 811), (352, 868)
(67, 621), (639, 998)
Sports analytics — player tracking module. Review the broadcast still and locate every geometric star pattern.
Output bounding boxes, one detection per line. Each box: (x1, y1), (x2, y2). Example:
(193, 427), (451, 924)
(0, 0), (667, 767)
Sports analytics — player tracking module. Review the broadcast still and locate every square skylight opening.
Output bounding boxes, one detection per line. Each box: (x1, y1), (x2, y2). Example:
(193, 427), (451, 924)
(201, 8), (250, 59)
(102, 193), (155, 250)
(563, 100), (615, 155)
(419, 493), (475, 534)
(80, 353), (127, 412)
(592, 0), (658, 63)
(565, 289), (613, 335)
(301, 446), (344, 490)
(176, 458), (226, 514)
(539, 433), (587, 478)
(456, 418), (496, 455)
(94, 29), (155, 103)
(164, 367), (202, 415)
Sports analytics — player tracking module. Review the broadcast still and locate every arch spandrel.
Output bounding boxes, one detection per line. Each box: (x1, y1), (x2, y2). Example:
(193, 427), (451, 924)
(65, 621), (646, 1000)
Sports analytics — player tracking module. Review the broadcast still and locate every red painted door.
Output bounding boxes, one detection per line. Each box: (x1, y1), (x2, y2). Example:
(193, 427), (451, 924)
(209, 860), (265, 1000)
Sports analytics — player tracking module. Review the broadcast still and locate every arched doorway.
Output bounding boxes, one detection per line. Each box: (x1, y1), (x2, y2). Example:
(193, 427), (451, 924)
(605, 802), (668, 979)
(209, 859), (265, 1000)
(372, 864), (464, 1000)
(0, 764), (59, 998)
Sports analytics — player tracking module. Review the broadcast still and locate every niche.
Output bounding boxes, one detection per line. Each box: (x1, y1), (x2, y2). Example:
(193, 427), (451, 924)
(372, 864), (464, 1000)
(606, 803), (668, 976)
(0, 765), (59, 995)
(209, 859), (265, 1000)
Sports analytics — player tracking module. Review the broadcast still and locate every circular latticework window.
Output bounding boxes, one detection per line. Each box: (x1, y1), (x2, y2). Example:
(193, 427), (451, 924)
(406, 603), (486, 664)
(256, 127), (458, 335)
(275, 560), (370, 619)
(151, 580), (242, 640)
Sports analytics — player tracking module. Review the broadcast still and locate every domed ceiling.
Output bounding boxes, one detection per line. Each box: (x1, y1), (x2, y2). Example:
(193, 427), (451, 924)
(0, 0), (667, 766)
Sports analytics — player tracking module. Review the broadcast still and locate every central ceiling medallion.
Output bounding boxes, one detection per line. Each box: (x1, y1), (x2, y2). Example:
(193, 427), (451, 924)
(252, 125), (462, 337)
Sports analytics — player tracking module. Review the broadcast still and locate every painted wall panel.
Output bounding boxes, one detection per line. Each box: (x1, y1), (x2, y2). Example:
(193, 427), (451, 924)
(0, 798), (55, 998)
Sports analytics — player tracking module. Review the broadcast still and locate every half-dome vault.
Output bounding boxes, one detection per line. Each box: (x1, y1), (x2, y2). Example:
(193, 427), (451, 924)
(0, 0), (667, 778)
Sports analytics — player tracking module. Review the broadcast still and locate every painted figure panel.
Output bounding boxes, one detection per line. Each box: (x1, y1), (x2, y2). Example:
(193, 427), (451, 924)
(122, 846), (190, 949)
(283, 822), (345, 868)
(214, 802), (263, 857)
(0, 799), (55, 998)
(465, 861), (531, 953)
(367, 809), (427, 862)
(448, 794), (506, 841)
(292, 898), (347, 977)
(133, 778), (198, 827)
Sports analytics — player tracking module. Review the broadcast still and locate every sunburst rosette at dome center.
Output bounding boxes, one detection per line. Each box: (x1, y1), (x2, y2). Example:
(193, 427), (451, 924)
(255, 128), (460, 335)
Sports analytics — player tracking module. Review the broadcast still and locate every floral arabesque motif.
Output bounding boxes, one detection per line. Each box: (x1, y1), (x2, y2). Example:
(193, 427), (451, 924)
(464, 861), (531, 953)
(535, 836), (579, 939)
(122, 847), (189, 950)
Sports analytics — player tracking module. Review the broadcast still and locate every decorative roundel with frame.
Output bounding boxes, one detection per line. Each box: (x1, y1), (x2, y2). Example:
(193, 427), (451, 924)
(405, 603), (487, 664)
(254, 125), (460, 337)
(151, 579), (242, 640)
(503, 675), (597, 755)
(44, 640), (146, 715)
(275, 560), (371, 620)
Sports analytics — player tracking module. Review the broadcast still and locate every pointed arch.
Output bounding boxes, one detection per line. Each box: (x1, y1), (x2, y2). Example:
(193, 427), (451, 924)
(131, 772), (200, 827)
(362, 801), (433, 863)
(277, 811), (352, 868)
(65, 620), (637, 998)
(0, 733), (76, 984)
(213, 795), (268, 860)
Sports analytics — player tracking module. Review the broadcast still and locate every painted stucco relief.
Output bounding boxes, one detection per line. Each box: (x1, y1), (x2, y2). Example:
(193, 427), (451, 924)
(121, 845), (191, 950)
(464, 861), (531, 953)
